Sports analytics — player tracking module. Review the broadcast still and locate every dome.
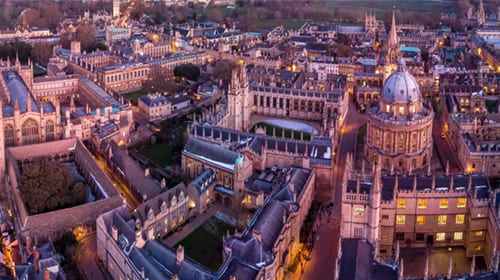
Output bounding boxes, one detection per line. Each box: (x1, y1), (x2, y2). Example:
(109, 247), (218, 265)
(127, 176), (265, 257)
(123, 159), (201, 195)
(235, 154), (244, 165)
(381, 59), (421, 104)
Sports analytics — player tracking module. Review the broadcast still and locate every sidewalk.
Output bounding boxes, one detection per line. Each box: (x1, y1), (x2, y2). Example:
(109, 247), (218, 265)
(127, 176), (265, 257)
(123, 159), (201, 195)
(76, 233), (111, 280)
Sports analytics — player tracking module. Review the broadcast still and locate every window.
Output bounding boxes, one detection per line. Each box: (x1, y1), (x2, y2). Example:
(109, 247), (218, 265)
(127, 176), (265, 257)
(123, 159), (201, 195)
(4, 125), (14, 146)
(386, 104), (390, 113)
(45, 120), (55, 141)
(354, 227), (363, 238)
(475, 245), (482, 251)
(477, 213), (485, 218)
(457, 198), (466, 208)
(397, 199), (407, 209)
(396, 215), (405, 225)
(416, 233), (425, 241)
(22, 118), (40, 145)
(439, 199), (449, 209)
(382, 215), (389, 220)
(436, 232), (445, 241)
(455, 214), (465, 225)
(475, 231), (483, 236)
(454, 232), (463, 241)
(418, 199), (427, 209)
(381, 234), (388, 240)
(395, 232), (404, 241)
(417, 215), (426, 225)
(438, 215), (447, 225)
(354, 208), (364, 217)
(399, 106), (404, 115)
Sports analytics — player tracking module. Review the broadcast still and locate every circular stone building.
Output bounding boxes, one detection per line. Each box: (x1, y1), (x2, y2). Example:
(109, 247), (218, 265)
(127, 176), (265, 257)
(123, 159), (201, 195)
(365, 59), (434, 172)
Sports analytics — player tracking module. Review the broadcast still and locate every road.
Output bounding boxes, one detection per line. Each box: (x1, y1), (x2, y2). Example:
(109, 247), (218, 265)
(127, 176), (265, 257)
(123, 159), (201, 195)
(302, 96), (366, 279)
(75, 233), (110, 280)
(432, 113), (463, 173)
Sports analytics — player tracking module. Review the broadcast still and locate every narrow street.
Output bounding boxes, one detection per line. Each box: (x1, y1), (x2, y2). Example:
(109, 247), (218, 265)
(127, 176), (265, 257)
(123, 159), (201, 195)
(432, 113), (463, 173)
(302, 97), (366, 279)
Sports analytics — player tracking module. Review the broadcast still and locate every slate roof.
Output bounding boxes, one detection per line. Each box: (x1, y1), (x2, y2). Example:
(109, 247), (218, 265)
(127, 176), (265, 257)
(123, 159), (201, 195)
(184, 137), (241, 167)
(139, 94), (171, 107)
(134, 183), (187, 226)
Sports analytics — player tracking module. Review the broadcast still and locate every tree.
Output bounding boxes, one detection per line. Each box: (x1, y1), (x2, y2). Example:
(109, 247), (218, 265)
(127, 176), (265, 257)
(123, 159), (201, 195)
(31, 43), (53, 66)
(18, 157), (88, 214)
(212, 60), (237, 86)
(18, 8), (40, 27)
(75, 23), (96, 52)
(174, 63), (201, 81)
(206, 9), (223, 23)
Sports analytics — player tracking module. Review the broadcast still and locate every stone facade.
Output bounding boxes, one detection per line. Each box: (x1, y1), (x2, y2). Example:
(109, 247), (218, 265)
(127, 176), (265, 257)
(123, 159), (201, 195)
(365, 60), (434, 173)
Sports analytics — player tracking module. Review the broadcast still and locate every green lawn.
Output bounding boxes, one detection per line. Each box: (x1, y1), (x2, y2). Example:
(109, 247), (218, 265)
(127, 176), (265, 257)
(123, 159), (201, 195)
(121, 89), (147, 103)
(315, 0), (456, 13)
(175, 217), (235, 271)
(138, 143), (173, 167)
(250, 122), (311, 141)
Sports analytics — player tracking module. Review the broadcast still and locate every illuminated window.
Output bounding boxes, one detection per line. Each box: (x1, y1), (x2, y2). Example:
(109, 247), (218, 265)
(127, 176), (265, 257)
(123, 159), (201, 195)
(418, 199), (427, 209)
(396, 215), (406, 225)
(354, 208), (364, 217)
(475, 231), (483, 236)
(455, 214), (465, 225)
(475, 245), (482, 251)
(411, 105), (416, 113)
(439, 199), (448, 209)
(454, 232), (463, 240)
(397, 199), (407, 209)
(386, 104), (391, 113)
(381, 234), (388, 240)
(457, 198), (466, 208)
(399, 106), (404, 115)
(477, 213), (485, 218)
(417, 215), (426, 225)
(436, 232), (445, 241)
(438, 215), (447, 225)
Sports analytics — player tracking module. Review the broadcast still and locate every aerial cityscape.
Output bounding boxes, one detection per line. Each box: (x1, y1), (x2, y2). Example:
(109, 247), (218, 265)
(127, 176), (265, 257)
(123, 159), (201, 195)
(0, 0), (498, 279)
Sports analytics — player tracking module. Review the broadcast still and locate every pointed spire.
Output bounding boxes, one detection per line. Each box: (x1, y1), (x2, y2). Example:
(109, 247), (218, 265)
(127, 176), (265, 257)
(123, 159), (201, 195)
(399, 258), (404, 280)
(447, 256), (453, 280)
(388, 9), (399, 47)
(423, 252), (429, 280)
(470, 255), (476, 277)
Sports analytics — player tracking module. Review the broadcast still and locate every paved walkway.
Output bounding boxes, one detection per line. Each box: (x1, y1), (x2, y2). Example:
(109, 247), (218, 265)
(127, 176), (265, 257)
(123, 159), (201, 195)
(302, 97), (366, 280)
(163, 203), (230, 247)
(75, 233), (111, 280)
(432, 113), (463, 173)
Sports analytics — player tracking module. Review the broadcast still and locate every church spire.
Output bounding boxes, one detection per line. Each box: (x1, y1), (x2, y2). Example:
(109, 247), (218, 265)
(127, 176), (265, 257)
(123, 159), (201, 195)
(388, 10), (399, 48)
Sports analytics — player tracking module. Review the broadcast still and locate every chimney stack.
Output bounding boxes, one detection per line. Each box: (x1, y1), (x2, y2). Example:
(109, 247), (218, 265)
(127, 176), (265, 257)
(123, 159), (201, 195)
(177, 245), (184, 264)
(112, 225), (119, 241)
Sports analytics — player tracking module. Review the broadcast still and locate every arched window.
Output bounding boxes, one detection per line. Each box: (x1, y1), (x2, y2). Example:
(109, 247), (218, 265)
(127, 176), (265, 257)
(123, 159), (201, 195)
(45, 120), (55, 142)
(22, 119), (39, 145)
(4, 124), (14, 146)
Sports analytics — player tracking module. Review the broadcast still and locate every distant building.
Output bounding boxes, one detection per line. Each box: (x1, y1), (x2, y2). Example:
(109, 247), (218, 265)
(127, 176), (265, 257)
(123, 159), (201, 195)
(138, 93), (172, 121)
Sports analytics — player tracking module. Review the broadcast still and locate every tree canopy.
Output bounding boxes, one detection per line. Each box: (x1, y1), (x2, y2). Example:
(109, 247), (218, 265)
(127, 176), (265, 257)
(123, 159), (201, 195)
(19, 157), (87, 214)
(174, 63), (201, 81)
(212, 60), (237, 87)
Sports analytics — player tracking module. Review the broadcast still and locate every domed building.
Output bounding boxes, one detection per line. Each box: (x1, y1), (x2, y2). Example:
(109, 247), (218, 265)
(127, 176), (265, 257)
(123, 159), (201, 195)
(365, 59), (434, 172)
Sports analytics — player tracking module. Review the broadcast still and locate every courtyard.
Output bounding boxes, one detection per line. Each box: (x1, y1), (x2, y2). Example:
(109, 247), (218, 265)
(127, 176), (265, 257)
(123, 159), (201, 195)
(174, 215), (236, 271)
(401, 246), (486, 277)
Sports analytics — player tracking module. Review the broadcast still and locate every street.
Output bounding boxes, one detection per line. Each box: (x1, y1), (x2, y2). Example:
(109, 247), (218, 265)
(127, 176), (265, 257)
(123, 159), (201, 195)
(302, 96), (366, 279)
(432, 113), (463, 173)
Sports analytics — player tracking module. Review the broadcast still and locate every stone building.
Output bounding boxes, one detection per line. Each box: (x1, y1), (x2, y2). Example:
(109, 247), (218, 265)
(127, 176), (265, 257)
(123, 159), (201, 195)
(340, 153), (500, 270)
(365, 59), (434, 173)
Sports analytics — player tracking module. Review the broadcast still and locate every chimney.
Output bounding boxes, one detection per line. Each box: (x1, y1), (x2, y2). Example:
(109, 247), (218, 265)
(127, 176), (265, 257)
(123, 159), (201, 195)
(161, 178), (166, 188)
(144, 168), (150, 177)
(229, 276), (236, 280)
(26, 236), (31, 255)
(44, 268), (50, 280)
(34, 246), (40, 274)
(112, 225), (118, 241)
(141, 267), (145, 279)
(177, 245), (184, 264)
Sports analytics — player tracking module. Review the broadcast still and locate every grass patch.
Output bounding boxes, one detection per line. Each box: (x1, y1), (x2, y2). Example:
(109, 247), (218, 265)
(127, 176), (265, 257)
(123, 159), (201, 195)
(138, 143), (173, 167)
(250, 122), (311, 141)
(121, 89), (148, 103)
(175, 217), (235, 271)
(316, 0), (456, 13)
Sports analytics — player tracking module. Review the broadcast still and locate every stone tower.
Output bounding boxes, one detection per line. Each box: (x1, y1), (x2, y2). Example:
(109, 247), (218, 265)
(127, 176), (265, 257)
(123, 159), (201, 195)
(365, 10), (377, 35)
(227, 65), (250, 132)
(384, 10), (401, 80)
(477, 0), (485, 26)
(112, 0), (120, 19)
